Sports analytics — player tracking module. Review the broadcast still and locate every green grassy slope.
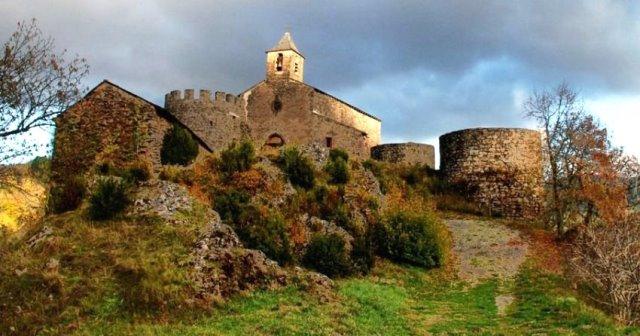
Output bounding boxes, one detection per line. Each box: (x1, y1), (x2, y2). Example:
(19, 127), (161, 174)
(76, 260), (639, 336)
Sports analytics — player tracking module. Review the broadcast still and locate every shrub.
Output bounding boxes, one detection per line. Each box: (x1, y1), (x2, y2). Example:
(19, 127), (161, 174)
(212, 188), (251, 223)
(329, 148), (349, 162)
(47, 177), (86, 214)
(159, 166), (195, 186)
(571, 215), (640, 325)
(217, 141), (256, 178)
(325, 157), (350, 184)
(235, 208), (293, 265)
(375, 209), (447, 268)
(160, 124), (199, 166)
(88, 178), (130, 220)
(279, 147), (315, 190)
(350, 230), (375, 275)
(123, 160), (152, 184)
(303, 233), (352, 277)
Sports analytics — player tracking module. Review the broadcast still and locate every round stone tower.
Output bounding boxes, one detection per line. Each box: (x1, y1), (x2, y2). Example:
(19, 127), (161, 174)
(439, 128), (544, 218)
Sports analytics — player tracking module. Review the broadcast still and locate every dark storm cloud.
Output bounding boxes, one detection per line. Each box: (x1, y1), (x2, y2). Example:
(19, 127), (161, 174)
(2, 0), (639, 144)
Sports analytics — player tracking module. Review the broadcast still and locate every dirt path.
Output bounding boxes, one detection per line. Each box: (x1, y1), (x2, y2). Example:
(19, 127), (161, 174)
(445, 219), (529, 315)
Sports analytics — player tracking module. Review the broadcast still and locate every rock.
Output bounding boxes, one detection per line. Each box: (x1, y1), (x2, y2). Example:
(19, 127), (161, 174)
(130, 180), (192, 218)
(26, 226), (53, 249)
(45, 258), (59, 273)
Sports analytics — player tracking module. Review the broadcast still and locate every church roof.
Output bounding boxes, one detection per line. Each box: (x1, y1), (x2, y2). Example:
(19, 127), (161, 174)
(267, 32), (303, 56)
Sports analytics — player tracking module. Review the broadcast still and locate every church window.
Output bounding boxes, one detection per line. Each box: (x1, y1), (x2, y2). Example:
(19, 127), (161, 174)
(271, 96), (282, 114)
(294, 62), (298, 73)
(325, 137), (333, 148)
(276, 53), (283, 71)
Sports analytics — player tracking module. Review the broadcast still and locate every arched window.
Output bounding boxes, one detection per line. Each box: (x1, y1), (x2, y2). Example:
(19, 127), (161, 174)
(266, 133), (285, 147)
(276, 53), (283, 71)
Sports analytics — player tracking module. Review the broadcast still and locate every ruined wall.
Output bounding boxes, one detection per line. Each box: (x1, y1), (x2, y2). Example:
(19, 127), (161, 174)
(371, 143), (435, 168)
(242, 80), (376, 160)
(51, 82), (173, 183)
(164, 89), (247, 151)
(439, 128), (544, 218)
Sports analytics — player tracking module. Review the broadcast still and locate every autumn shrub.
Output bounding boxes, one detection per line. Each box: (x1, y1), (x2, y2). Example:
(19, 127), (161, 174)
(88, 178), (130, 220)
(234, 207), (293, 265)
(230, 168), (267, 195)
(303, 233), (352, 277)
(160, 123), (199, 166)
(279, 147), (315, 190)
(217, 141), (256, 178)
(159, 166), (196, 186)
(375, 209), (447, 268)
(47, 176), (86, 214)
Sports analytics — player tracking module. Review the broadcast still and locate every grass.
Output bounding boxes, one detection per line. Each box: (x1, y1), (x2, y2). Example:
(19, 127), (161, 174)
(74, 259), (640, 336)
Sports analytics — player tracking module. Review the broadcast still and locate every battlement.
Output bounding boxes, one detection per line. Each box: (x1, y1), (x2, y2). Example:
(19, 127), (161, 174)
(164, 89), (239, 108)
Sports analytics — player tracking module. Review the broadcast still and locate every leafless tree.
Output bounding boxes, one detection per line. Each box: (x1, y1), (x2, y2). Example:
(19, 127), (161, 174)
(0, 19), (88, 183)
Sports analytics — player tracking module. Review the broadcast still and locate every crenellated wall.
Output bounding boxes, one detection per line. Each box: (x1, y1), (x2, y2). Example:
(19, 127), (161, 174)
(164, 89), (248, 151)
(439, 128), (544, 218)
(371, 143), (435, 168)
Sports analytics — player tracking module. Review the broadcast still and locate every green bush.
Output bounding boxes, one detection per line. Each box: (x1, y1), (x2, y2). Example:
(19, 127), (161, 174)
(47, 177), (86, 214)
(235, 208), (293, 265)
(329, 148), (349, 162)
(212, 188), (251, 223)
(279, 147), (315, 190)
(350, 230), (375, 275)
(375, 209), (447, 268)
(217, 141), (256, 177)
(160, 124), (199, 166)
(325, 148), (350, 184)
(303, 233), (352, 277)
(325, 157), (350, 185)
(88, 178), (130, 220)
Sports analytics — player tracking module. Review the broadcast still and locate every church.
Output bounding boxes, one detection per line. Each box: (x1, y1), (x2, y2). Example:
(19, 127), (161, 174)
(164, 31), (382, 159)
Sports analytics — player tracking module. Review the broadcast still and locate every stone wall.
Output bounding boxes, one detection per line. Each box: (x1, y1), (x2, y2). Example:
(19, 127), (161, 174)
(51, 81), (173, 183)
(371, 143), (435, 168)
(439, 128), (544, 218)
(164, 89), (248, 151)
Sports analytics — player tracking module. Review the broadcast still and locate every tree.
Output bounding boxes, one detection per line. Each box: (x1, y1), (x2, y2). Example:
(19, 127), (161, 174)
(524, 82), (628, 234)
(0, 19), (88, 169)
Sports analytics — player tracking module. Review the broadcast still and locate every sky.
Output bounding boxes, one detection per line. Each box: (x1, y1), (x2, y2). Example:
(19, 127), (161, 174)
(2, 0), (639, 163)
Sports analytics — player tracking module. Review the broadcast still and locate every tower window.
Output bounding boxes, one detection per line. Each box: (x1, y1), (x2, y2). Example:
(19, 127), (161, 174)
(276, 53), (283, 71)
(325, 137), (333, 148)
(294, 62), (298, 73)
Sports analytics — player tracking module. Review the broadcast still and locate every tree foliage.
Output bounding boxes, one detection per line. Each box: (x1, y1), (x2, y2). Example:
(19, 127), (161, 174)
(160, 124), (199, 166)
(524, 82), (632, 234)
(0, 19), (88, 167)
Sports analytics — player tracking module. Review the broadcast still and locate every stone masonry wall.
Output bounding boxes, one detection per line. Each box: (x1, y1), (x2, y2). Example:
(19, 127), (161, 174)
(371, 143), (435, 168)
(439, 128), (544, 218)
(51, 82), (173, 184)
(165, 89), (248, 151)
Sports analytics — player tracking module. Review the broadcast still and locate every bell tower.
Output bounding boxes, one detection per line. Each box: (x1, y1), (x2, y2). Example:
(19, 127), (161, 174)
(266, 32), (304, 82)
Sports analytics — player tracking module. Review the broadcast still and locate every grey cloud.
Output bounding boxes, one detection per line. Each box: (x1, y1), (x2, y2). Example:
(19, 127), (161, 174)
(1, 0), (638, 145)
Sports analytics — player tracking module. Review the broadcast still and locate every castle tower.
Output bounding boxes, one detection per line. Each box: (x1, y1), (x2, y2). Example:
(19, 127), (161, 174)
(266, 32), (304, 82)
